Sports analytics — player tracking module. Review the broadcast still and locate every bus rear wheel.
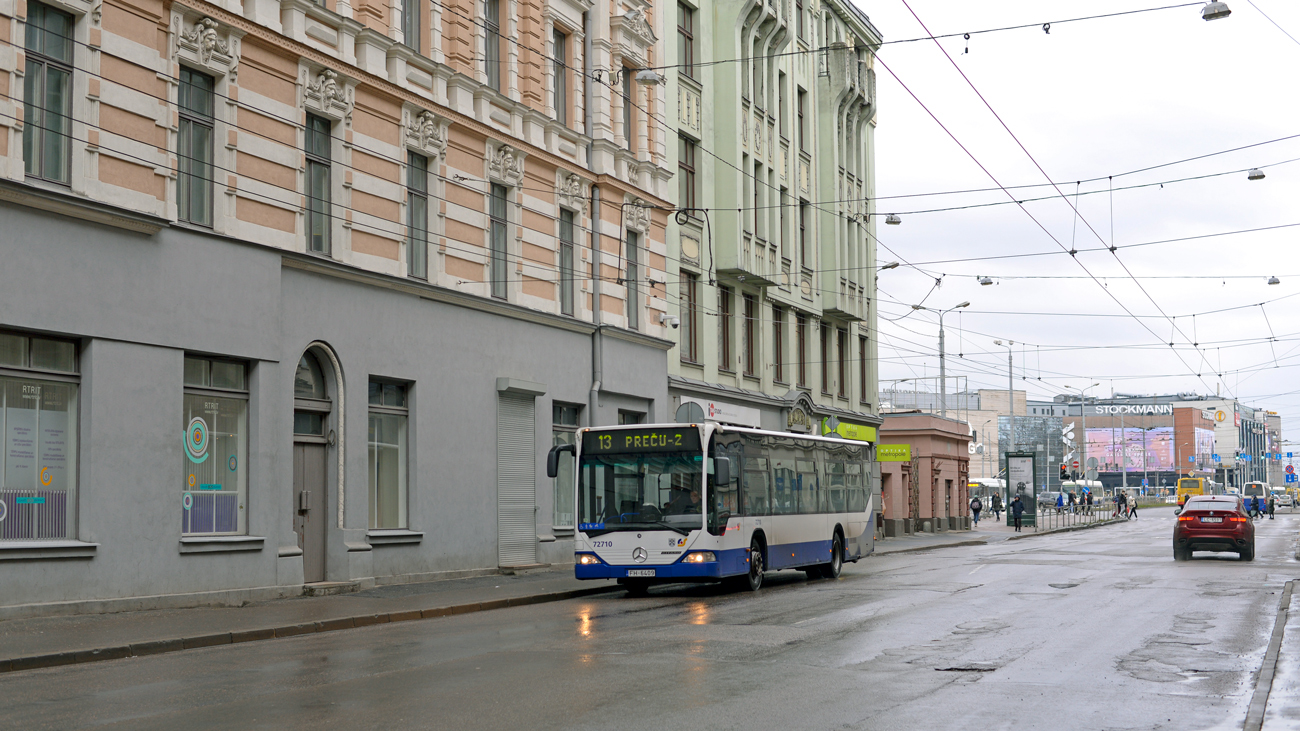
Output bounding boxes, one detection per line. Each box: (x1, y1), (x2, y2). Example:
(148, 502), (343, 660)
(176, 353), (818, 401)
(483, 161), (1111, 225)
(819, 534), (843, 579)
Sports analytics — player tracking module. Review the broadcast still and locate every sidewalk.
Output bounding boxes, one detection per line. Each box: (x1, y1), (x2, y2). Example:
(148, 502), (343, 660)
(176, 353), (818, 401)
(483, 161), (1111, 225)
(0, 568), (620, 674)
(872, 517), (1018, 556)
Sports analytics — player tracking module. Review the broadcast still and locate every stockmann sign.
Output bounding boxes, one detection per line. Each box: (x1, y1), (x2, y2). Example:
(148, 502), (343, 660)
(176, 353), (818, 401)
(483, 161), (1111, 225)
(1089, 403), (1174, 416)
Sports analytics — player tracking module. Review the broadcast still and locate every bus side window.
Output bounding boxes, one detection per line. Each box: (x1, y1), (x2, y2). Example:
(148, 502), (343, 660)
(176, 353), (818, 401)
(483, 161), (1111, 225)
(743, 457), (770, 516)
(826, 459), (847, 512)
(846, 461), (866, 512)
(796, 459), (818, 514)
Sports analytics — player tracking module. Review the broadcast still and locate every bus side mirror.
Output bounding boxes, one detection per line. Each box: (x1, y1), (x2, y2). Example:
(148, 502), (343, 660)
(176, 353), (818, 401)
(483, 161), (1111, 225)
(713, 456), (733, 486)
(546, 443), (575, 478)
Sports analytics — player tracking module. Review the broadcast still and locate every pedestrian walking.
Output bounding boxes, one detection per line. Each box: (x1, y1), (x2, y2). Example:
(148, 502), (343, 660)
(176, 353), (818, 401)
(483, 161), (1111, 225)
(1011, 495), (1025, 532)
(1268, 495), (1276, 520)
(1086, 492), (1093, 514)
(1056, 492), (1065, 514)
(1127, 496), (1138, 520)
(991, 493), (1003, 521)
(970, 496), (982, 526)
(1068, 491), (1077, 514)
(1113, 492), (1122, 518)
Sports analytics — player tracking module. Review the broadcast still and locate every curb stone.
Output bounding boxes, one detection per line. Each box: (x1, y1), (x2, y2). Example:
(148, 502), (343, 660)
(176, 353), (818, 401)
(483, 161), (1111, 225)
(0, 583), (621, 675)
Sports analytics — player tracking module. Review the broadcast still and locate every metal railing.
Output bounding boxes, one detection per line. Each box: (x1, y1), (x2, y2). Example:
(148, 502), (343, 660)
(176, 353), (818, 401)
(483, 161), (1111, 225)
(1033, 504), (1126, 531)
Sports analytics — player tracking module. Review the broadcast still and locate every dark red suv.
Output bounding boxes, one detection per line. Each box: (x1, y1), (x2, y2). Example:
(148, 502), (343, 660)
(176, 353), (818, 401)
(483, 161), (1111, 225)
(1173, 495), (1254, 561)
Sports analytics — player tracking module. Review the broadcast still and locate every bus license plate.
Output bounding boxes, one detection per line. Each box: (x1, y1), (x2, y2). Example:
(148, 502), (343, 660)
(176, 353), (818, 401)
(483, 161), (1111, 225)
(627, 569), (655, 577)
(1200, 517), (1223, 523)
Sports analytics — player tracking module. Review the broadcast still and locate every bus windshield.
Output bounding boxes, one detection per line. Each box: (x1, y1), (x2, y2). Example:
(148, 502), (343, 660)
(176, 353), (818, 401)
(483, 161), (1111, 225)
(1244, 483), (1267, 497)
(578, 451), (704, 534)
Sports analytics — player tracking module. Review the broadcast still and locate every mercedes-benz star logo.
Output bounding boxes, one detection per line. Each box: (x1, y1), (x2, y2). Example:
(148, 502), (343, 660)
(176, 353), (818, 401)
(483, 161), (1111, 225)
(632, 547), (647, 563)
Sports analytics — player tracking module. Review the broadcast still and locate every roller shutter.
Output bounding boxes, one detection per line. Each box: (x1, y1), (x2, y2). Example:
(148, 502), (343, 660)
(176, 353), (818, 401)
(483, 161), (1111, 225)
(497, 393), (537, 566)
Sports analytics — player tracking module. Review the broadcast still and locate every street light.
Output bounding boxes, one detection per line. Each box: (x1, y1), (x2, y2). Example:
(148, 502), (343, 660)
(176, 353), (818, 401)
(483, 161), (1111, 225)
(1202, 1), (1231, 20)
(1248, 168), (1265, 181)
(1064, 383), (1100, 481)
(879, 261), (900, 270)
(913, 302), (971, 417)
(994, 340), (1015, 452)
(1268, 276), (1281, 285)
(885, 214), (902, 225)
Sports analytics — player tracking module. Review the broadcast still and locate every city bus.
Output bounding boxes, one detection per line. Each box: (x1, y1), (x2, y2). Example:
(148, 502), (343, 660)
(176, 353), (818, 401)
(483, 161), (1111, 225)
(548, 422), (874, 595)
(1243, 481), (1269, 504)
(1177, 476), (1210, 505)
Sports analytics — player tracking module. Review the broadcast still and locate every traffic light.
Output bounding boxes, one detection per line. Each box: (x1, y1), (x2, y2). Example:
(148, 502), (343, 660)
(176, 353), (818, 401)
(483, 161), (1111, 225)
(1060, 465), (1069, 481)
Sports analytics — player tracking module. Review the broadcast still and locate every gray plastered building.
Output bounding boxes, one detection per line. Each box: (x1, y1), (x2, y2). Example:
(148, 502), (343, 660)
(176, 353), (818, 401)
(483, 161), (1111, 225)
(0, 199), (668, 617)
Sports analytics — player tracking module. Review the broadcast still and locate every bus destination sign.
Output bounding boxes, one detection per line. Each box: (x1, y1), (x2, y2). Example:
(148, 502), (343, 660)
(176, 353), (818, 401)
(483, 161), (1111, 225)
(582, 427), (702, 455)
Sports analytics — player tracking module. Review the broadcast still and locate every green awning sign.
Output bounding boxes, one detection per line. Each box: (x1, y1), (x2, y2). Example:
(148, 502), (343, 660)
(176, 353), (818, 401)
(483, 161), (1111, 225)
(877, 444), (911, 462)
(821, 419), (877, 442)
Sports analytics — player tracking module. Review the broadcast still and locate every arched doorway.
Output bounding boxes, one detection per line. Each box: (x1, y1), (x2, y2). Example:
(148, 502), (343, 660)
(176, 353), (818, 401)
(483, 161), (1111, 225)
(293, 349), (333, 583)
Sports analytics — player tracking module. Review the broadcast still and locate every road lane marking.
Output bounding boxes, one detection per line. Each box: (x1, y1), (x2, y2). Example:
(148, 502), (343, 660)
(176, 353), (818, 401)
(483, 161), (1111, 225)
(969, 565), (985, 575)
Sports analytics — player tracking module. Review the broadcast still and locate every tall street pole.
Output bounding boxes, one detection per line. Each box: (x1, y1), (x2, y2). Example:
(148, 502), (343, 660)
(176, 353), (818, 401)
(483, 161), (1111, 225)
(916, 301), (969, 418)
(996, 340), (1015, 453)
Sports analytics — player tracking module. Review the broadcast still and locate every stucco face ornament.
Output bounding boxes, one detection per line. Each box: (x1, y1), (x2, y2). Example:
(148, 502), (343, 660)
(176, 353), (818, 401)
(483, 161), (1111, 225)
(183, 17), (229, 64)
(186, 416), (210, 464)
(632, 547), (648, 563)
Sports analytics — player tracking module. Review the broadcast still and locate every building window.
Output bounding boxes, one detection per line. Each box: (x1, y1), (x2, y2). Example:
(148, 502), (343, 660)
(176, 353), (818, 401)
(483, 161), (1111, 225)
(553, 29), (568, 125)
(719, 286), (733, 372)
(678, 135), (697, 211)
(677, 3), (695, 79)
(559, 209), (575, 315)
(485, 0), (502, 92)
(618, 410), (645, 425)
(23, 1), (74, 185)
(772, 307), (786, 383)
(796, 0), (804, 40)
(819, 324), (830, 394)
(552, 403), (581, 530)
(368, 380), (408, 530)
(407, 151), (429, 279)
(778, 72), (787, 138)
(490, 183), (508, 299)
(837, 328), (848, 398)
(743, 293), (757, 377)
(797, 89), (807, 152)
(799, 203), (809, 269)
(779, 188), (788, 257)
(680, 271), (699, 363)
(182, 356), (248, 536)
(0, 331), (78, 541)
(178, 68), (215, 227)
(859, 335), (869, 404)
(626, 230), (640, 330)
(402, 0), (421, 51)
(796, 313), (807, 387)
(305, 114), (332, 254)
(622, 69), (635, 151)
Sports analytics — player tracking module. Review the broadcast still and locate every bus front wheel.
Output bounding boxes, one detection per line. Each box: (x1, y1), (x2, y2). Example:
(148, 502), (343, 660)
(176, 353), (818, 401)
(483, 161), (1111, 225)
(735, 538), (764, 592)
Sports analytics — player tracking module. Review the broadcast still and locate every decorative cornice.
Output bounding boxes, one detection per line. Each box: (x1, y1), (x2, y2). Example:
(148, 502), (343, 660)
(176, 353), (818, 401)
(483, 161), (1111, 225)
(302, 67), (354, 121)
(623, 196), (651, 232)
(173, 13), (240, 78)
(557, 171), (589, 215)
(402, 108), (449, 158)
(487, 142), (526, 186)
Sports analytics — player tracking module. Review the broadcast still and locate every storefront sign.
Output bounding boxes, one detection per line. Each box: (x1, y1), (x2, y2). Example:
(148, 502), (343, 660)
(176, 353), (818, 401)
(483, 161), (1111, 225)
(786, 406), (812, 433)
(876, 444), (911, 461)
(822, 419), (877, 442)
(1088, 403), (1173, 416)
(679, 397), (762, 428)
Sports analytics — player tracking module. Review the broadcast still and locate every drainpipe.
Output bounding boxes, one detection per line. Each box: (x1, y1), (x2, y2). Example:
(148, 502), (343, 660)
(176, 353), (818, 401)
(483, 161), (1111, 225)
(589, 184), (603, 427)
(584, 11), (603, 429)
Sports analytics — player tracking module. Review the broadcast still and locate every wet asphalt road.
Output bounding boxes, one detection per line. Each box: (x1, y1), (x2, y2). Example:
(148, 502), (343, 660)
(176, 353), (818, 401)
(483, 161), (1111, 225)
(2, 508), (1296, 731)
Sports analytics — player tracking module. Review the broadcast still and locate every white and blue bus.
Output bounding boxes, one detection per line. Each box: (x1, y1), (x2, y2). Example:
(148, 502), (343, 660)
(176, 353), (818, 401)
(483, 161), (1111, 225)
(547, 422), (876, 594)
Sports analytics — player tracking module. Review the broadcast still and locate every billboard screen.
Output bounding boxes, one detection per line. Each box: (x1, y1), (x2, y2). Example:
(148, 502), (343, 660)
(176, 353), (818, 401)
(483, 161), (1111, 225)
(1085, 426), (1174, 472)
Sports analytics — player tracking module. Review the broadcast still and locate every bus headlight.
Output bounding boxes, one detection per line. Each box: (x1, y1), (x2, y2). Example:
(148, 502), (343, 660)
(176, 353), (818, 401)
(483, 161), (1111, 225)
(576, 553), (602, 565)
(682, 551), (716, 563)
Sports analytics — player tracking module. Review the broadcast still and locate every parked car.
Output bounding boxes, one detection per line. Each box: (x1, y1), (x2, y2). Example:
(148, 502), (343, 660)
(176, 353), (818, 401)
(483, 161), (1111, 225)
(1275, 493), (1293, 508)
(1037, 491), (1063, 509)
(1173, 495), (1254, 561)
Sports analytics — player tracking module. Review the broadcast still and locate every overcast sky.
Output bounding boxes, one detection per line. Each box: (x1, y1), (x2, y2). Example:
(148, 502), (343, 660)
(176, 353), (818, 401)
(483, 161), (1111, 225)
(860, 0), (1300, 441)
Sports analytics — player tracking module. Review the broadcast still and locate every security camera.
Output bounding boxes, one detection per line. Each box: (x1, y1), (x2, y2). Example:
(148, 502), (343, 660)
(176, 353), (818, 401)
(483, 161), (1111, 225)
(659, 314), (680, 329)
